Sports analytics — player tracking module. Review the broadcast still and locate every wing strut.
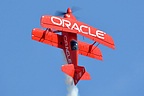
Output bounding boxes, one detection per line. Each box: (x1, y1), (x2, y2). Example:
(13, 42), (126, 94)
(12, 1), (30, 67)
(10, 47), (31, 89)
(89, 41), (100, 52)
(91, 41), (100, 47)
(39, 28), (48, 41)
(92, 41), (97, 45)
(96, 43), (100, 47)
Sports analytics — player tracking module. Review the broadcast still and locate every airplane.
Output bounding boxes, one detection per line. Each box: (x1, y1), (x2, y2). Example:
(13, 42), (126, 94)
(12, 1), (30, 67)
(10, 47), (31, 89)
(31, 8), (115, 85)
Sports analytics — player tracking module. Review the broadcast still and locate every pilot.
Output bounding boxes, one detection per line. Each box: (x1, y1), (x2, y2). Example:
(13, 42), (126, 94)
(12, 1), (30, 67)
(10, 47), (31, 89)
(70, 40), (78, 50)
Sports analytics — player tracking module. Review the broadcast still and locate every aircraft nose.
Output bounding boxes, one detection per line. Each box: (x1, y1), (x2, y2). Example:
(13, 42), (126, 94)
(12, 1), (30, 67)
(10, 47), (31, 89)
(67, 8), (72, 13)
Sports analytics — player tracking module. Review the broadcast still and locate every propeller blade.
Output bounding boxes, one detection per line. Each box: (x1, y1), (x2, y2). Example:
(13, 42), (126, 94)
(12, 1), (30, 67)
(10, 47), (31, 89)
(71, 6), (81, 13)
(55, 11), (66, 16)
(55, 7), (81, 19)
(53, 30), (61, 33)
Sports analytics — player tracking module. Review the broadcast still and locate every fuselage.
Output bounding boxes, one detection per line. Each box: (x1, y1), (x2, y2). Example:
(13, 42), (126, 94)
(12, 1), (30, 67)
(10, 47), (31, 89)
(62, 32), (78, 67)
(62, 8), (78, 67)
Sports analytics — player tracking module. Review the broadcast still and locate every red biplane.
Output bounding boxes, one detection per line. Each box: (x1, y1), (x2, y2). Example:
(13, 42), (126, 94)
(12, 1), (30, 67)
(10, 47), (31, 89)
(32, 8), (115, 85)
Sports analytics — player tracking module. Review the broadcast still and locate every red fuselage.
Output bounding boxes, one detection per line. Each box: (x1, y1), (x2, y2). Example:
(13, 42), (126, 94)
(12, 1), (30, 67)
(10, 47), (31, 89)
(62, 32), (78, 67)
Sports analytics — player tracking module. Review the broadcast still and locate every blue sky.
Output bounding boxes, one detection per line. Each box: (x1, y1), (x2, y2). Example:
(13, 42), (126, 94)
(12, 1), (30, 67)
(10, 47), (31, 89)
(0, 0), (144, 96)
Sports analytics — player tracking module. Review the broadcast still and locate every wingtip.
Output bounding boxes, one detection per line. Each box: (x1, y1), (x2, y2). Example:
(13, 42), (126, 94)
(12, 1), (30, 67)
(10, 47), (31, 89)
(112, 44), (115, 50)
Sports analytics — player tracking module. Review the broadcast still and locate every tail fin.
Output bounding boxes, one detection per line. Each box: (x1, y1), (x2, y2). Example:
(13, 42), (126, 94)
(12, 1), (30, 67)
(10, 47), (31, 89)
(61, 64), (91, 85)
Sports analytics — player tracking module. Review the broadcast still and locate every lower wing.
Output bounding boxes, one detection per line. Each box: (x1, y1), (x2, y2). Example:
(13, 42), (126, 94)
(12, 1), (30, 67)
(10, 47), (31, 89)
(32, 28), (63, 49)
(78, 41), (103, 60)
(32, 28), (102, 60)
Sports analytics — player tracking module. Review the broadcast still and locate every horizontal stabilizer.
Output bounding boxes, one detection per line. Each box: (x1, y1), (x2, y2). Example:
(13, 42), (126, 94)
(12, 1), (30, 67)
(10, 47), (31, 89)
(80, 72), (91, 80)
(61, 64), (91, 85)
(61, 64), (75, 77)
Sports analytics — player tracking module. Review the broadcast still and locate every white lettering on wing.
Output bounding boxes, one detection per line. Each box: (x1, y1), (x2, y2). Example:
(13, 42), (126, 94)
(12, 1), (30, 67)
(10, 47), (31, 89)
(51, 16), (106, 40)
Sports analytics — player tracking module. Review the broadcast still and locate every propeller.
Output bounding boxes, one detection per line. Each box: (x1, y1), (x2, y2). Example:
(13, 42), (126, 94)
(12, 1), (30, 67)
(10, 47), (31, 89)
(71, 6), (81, 13)
(55, 7), (81, 16)
(55, 11), (66, 16)
(53, 30), (60, 33)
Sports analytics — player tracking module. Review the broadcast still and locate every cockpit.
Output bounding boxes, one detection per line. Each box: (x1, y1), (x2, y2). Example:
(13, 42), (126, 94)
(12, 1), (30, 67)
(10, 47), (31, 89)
(70, 40), (78, 50)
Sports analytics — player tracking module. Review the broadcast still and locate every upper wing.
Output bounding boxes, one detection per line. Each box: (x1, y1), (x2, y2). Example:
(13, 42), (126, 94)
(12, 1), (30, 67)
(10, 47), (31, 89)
(78, 41), (102, 60)
(41, 15), (115, 49)
(32, 28), (63, 49)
